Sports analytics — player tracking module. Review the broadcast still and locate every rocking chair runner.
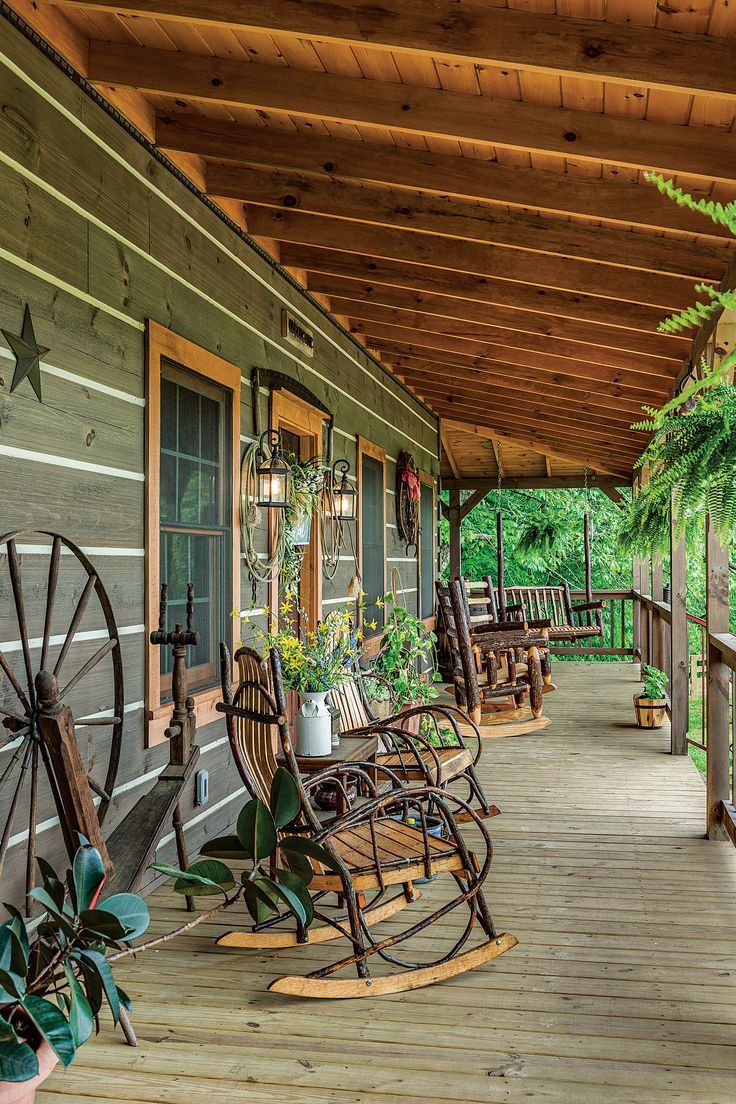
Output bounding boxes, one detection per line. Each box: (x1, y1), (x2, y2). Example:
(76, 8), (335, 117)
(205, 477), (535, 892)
(328, 666), (499, 820)
(438, 581), (546, 722)
(216, 643), (516, 997)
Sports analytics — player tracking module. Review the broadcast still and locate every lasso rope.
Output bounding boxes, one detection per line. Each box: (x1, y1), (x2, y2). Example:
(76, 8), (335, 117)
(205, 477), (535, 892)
(240, 443), (286, 602)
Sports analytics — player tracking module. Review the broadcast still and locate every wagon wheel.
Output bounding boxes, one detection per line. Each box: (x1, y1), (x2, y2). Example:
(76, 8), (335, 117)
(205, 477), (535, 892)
(0, 531), (124, 905)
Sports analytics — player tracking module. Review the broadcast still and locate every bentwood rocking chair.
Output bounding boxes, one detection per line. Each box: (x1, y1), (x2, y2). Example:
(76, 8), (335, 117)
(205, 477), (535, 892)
(216, 644), (516, 998)
(328, 666), (499, 820)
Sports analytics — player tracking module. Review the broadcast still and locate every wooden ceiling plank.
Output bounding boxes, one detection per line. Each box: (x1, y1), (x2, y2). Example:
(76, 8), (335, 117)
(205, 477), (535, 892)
(157, 113), (732, 239)
(308, 274), (688, 358)
(248, 207), (700, 309)
(87, 43), (736, 184)
(208, 163), (730, 281)
(283, 246), (696, 334)
(61, 1), (736, 100)
(337, 299), (680, 374)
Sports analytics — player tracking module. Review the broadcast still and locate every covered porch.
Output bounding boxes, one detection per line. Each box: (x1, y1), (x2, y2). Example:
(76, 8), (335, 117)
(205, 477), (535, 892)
(40, 662), (736, 1103)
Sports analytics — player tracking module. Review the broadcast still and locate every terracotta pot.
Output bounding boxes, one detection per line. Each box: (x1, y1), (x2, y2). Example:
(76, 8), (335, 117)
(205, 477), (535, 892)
(634, 694), (667, 729)
(0, 1041), (58, 1104)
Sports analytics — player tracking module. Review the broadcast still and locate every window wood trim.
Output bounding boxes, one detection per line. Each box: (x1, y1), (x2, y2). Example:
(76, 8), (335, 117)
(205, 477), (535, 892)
(418, 470), (437, 631)
(357, 436), (386, 651)
(145, 320), (241, 747)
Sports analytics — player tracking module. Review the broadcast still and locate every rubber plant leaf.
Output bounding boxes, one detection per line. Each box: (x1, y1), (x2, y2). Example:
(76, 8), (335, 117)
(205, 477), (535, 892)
(22, 994), (76, 1067)
(269, 766), (301, 828)
(76, 950), (119, 1025)
(274, 868), (314, 926)
(93, 894), (150, 941)
(0, 1041), (38, 1083)
(236, 797), (277, 862)
(72, 845), (106, 912)
(199, 835), (245, 860)
(63, 964), (95, 1048)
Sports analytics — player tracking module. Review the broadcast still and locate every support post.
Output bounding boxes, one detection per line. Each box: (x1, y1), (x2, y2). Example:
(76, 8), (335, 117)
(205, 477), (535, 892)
(670, 500), (688, 755)
(449, 489), (461, 581)
(651, 556), (664, 671)
(706, 514), (730, 839)
(639, 555), (651, 667)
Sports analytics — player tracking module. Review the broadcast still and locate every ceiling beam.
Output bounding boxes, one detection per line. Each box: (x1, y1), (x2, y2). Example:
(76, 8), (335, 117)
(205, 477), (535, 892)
(338, 299), (679, 375)
(443, 420), (630, 478)
(158, 114), (731, 240)
(208, 164), (729, 281)
(381, 343), (672, 397)
(281, 246), (691, 335)
(88, 43), (735, 184)
(394, 363), (653, 416)
(63, 1), (736, 101)
(409, 388), (646, 448)
(248, 208), (699, 309)
(306, 274), (687, 359)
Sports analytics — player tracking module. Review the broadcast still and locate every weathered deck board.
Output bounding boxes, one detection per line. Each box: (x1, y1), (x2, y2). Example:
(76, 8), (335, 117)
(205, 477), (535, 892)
(39, 662), (736, 1103)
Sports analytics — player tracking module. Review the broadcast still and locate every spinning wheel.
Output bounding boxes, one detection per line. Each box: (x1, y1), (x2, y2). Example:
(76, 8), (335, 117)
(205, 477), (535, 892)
(0, 531), (124, 899)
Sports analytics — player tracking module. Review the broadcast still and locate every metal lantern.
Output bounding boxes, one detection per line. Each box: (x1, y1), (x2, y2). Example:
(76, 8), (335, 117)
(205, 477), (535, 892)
(256, 429), (291, 508)
(328, 459), (358, 521)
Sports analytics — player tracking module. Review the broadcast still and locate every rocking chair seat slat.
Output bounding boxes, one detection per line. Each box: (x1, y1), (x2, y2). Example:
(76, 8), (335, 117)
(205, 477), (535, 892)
(377, 745), (473, 781)
(312, 818), (463, 890)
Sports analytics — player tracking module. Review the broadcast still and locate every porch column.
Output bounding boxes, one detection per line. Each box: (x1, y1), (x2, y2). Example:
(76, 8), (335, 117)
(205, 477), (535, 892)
(651, 556), (664, 670)
(670, 498), (688, 755)
(449, 489), (462, 580)
(705, 514), (729, 839)
(631, 478), (642, 662)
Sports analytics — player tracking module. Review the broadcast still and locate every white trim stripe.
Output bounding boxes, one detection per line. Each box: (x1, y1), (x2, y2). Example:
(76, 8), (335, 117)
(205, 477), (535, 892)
(157, 785), (247, 849)
(14, 544), (144, 557)
(0, 623), (144, 654)
(322, 596), (355, 606)
(0, 345), (145, 407)
(0, 443), (144, 481)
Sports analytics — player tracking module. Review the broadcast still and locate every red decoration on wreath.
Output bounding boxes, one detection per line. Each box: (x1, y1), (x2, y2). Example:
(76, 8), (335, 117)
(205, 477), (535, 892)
(396, 451), (421, 552)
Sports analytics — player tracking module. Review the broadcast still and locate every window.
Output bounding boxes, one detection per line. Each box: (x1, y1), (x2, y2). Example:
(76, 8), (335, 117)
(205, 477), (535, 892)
(419, 475), (436, 620)
(146, 322), (240, 746)
(358, 438), (386, 636)
(159, 362), (229, 694)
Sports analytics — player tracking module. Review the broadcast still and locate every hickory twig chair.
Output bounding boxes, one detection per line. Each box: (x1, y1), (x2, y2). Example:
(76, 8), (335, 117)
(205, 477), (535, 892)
(328, 665), (499, 820)
(439, 580), (546, 723)
(215, 643), (516, 997)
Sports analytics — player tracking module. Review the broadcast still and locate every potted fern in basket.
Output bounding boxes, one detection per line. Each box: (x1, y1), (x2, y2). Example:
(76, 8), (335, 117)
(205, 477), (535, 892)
(634, 664), (668, 729)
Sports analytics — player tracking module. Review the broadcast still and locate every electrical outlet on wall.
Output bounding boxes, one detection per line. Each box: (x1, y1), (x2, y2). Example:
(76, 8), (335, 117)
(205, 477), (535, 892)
(195, 770), (209, 807)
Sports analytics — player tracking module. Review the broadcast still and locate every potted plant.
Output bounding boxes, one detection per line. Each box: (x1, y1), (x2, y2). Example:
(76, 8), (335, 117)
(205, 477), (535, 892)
(370, 594), (442, 735)
(258, 607), (362, 756)
(0, 841), (149, 1103)
(634, 664), (668, 728)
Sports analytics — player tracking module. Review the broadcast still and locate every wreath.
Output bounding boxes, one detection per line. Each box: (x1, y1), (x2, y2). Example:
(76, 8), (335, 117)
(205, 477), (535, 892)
(396, 451), (420, 553)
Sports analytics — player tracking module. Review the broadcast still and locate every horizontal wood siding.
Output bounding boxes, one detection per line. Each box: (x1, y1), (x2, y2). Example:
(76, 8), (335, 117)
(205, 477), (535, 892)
(0, 16), (438, 905)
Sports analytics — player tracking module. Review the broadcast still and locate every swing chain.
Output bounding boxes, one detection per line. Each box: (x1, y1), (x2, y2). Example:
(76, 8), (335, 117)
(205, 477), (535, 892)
(496, 442), (503, 511)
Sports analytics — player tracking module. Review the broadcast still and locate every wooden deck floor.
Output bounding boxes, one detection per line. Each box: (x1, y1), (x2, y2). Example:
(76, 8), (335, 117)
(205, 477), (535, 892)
(39, 663), (736, 1103)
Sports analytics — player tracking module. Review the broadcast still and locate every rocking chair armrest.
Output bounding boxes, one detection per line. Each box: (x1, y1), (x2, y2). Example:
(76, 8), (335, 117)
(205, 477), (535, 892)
(571, 600), (605, 613)
(302, 760), (406, 800)
(397, 702), (481, 763)
(525, 618), (553, 629)
(371, 726), (445, 785)
(472, 619), (529, 633)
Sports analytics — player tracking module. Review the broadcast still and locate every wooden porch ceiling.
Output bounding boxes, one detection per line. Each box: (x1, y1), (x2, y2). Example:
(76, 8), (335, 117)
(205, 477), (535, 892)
(17, 0), (736, 483)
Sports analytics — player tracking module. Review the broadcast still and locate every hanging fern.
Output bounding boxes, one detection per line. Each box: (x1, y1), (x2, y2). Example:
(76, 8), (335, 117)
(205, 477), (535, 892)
(516, 514), (566, 564)
(618, 384), (736, 557)
(643, 172), (736, 235)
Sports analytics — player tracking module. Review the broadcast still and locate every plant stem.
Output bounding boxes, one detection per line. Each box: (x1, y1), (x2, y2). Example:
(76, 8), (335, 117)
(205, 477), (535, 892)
(109, 890), (243, 961)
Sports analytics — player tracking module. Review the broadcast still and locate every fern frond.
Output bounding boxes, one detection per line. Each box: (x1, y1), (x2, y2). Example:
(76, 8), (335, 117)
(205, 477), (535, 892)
(643, 172), (736, 233)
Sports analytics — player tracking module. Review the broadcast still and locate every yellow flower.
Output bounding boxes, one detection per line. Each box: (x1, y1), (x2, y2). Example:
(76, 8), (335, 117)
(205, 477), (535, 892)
(368, 619), (378, 631)
(376, 597), (384, 609)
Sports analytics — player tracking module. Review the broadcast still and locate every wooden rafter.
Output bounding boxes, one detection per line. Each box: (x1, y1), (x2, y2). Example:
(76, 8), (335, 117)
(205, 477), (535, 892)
(370, 338), (675, 394)
(440, 424), (461, 481)
(86, 45), (734, 184)
(157, 114), (731, 239)
(208, 164), (729, 281)
(306, 275), (687, 359)
(283, 247), (692, 335)
(247, 208), (702, 310)
(339, 301), (680, 375)
(61, 1), (736, 101)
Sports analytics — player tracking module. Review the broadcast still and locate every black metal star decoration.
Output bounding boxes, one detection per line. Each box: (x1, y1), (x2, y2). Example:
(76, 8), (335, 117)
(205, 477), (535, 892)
(2, 305), (49, 403)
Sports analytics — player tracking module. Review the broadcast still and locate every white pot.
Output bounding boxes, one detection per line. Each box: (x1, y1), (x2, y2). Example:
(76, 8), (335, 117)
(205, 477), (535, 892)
(295, 691), (333, 756)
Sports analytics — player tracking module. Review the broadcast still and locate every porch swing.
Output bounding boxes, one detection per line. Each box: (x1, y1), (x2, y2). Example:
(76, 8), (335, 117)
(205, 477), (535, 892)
(485, 466), (605, 646)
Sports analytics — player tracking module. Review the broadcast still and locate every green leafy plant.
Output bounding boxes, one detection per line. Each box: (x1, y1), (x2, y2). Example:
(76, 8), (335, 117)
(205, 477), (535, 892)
(639, 664), (668, 701)
(0, 841), (149, 1085)
(618, 382), (736, 557)
(370, 594), (442, 709)
(280, 457), (326, 597)
(254, 607), (362, 694)
(152, 767), (336, 929)
(516, 513), (567, 566)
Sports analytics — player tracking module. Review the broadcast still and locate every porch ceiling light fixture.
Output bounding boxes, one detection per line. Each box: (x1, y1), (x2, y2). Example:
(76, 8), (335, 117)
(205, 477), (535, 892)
(255, 429), (291, 508)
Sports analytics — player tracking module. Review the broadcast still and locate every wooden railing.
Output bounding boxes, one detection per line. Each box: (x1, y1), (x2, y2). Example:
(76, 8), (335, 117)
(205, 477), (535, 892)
(560, 589), (635, 657)
(702, 631), (736, 847)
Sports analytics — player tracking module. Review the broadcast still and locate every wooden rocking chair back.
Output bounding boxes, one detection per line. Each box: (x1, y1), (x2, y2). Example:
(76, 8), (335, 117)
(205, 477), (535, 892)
(228, 646), (280, 805)
(483, 577), (604, 642)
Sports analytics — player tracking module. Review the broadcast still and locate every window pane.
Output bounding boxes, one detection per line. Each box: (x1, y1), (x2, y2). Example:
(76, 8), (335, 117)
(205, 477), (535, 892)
(200, 395), (219, 461)
(160, 452), (177, 524)
(178, 384), (200, 458)
(420, 483), (434, 618)
(161, 378), (177, 451)
(361, 454), (384, 632)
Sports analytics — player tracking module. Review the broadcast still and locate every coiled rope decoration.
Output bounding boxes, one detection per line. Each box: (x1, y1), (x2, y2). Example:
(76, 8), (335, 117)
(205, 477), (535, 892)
(240, 442), (287, 603)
